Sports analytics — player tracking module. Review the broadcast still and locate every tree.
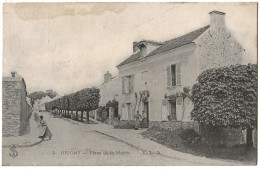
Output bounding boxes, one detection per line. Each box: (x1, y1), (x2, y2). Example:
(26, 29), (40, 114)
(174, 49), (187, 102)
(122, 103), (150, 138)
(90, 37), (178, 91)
(28, 91), (46, 100)
(78, 88), (100, 123)
(190, 64), (257, 148)
(46, 87), (100, 123)
(46, 89), (58, 99)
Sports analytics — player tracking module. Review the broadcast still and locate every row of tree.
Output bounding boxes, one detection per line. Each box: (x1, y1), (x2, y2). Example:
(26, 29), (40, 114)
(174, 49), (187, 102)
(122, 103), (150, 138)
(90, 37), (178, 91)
(45, 88), (100, 123)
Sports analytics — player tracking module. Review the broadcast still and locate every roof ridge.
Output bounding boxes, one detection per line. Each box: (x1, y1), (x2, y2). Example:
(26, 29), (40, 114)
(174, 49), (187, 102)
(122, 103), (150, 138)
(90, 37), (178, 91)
(163, 25), (210, 44)
(118, 25), (210, 67)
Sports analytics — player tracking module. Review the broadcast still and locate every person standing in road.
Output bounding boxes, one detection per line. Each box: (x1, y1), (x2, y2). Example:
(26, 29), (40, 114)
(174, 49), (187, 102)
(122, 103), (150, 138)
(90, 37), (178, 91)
(134, 111), (142, 130)
(38, 115), (53, 140)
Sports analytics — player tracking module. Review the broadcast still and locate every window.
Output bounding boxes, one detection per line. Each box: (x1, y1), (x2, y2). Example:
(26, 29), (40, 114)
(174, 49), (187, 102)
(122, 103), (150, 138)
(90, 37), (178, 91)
(171, 64), (176, 86)
(122, 75), (134, 94)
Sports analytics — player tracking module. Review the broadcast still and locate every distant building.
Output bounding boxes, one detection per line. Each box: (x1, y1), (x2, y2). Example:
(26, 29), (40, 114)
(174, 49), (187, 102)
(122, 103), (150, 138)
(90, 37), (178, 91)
(39, 96), (52, 111)
(2, 72), (32, 136)
(99, 71), (120, 107)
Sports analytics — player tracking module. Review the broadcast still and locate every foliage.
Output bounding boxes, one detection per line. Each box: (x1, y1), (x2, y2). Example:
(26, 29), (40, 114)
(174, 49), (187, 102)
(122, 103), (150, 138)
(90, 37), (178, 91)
(46, 89), (58, 99)
(106, 99), (119, 117)
(190, 64), (257, 130)
(106, 99), (118, 108)
(28, 91), (46, 100)
(164, 86), (191, 100)
(139, 90), (150, 101)
(179, 128), (201, 144)
(28, 89), (58, 100)
(45, 87), (100, 112)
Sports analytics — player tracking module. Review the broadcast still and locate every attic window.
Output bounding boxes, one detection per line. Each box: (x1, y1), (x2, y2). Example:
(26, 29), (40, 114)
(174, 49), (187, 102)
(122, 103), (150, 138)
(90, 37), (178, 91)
(139, 44), (147, 57)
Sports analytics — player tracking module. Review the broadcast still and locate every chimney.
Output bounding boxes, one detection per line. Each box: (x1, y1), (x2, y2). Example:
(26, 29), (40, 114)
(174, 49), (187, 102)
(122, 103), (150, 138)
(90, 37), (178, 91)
(133, 42), (139, 52)
(11, 71), (17, 77)
(209, 11), (225, 27)
(104, 71), (112, 83)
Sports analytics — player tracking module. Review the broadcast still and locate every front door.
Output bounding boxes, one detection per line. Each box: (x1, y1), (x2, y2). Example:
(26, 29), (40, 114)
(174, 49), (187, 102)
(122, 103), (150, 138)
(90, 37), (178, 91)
(170, 100), (177, 121)
(126, 103), (132, 120)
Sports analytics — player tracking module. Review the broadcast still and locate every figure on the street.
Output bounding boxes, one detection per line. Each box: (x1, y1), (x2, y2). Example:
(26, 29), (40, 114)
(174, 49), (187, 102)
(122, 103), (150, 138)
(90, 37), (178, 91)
(141, 110), (148, 128)
(134, 111), (142, 130)
(38, 115), (53, 140)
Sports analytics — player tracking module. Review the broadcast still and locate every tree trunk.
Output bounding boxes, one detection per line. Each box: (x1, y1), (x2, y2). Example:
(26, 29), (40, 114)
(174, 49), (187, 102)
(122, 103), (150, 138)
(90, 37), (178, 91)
(87, 111), (89, 123)
(246, 128), (253, 149)
(76, 111), (78, 120)
(81, 110), (83, 122)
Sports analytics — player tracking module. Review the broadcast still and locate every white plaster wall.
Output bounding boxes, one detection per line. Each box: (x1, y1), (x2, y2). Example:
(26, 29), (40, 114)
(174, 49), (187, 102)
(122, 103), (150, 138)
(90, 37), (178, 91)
(99, 77), (120, 107)
(118, 44), (199, 121)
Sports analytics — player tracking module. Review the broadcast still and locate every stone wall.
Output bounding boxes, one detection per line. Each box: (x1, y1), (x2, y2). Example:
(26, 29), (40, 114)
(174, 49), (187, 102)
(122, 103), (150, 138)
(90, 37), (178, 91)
(195, 26), (243, 72)
(199, 124), (247, 147)
(149, 121), (199, 133)
(2, 77), (31, 137)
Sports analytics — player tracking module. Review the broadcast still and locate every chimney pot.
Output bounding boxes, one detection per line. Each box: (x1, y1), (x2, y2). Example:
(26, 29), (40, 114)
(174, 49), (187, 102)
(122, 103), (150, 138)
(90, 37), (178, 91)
(104, 71), (112, 83)
(209, 11), (225, 27)
(11, 71), (17, 77)
(133, 42), (139, 52)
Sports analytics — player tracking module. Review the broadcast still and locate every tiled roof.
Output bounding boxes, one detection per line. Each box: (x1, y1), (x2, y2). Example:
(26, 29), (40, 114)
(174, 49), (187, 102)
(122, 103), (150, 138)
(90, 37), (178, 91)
(117, 25), (210, 67)
(117, 51), (142, 67)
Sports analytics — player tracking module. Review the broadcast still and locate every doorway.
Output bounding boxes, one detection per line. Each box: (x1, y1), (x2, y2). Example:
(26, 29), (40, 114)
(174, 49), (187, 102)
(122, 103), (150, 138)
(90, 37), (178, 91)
(169, 100), (177, 121)
(143, 102), (149, 127)
(126, 103), (132, 120)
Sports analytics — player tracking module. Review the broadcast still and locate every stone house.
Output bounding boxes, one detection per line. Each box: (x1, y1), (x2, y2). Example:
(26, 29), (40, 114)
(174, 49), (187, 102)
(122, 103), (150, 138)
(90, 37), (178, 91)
(2, 72), (32, 136)
(117, 11), (244, 124)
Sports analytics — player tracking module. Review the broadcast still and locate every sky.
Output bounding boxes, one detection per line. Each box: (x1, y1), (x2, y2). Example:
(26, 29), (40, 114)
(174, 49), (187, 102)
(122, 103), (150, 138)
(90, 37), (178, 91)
(2, 2), (257, 96)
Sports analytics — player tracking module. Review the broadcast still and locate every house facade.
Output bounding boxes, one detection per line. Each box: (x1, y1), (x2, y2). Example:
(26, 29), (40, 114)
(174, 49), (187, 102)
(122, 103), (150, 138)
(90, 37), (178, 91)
(117, 11), (244, 123)
(99, 71), (120, 107)
(2, 72), (32, 136)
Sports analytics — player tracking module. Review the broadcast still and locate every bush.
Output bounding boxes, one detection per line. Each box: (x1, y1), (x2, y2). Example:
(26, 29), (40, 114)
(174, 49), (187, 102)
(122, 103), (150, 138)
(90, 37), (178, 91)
(114, 120), (135, 129)
(179, 129), (201, 144)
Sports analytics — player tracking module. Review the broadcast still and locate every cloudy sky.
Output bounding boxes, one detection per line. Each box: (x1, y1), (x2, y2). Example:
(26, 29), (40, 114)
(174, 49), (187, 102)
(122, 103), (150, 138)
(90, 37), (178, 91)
(3, 2), (257, 95)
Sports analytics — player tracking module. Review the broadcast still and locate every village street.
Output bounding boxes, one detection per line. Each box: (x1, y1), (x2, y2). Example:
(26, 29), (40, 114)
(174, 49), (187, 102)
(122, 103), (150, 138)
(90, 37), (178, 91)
(2, 111), (249, 166)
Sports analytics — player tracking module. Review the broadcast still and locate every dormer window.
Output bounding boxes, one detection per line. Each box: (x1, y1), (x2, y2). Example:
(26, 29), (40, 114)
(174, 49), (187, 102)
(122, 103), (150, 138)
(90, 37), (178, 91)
(139, 44), (147, 57)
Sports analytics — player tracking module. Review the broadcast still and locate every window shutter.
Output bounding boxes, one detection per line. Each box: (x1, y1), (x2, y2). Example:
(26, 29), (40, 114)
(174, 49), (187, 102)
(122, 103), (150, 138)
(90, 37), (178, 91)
(130, 75), (134, 93)
(122, 77), (125, 94)
(176, 63), (181, 86)
(166, 66), (172, 88)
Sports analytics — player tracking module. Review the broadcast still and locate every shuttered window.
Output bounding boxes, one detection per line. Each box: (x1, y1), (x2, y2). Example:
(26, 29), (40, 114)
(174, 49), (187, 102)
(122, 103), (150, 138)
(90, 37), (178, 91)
(122, 75), (134, 94)
(122, 77), (125, 94)
(166, 66), (172, 88)
(166, 63), (181, 88)
(176, 63), (181, 86)
(171, 65), (176, 86)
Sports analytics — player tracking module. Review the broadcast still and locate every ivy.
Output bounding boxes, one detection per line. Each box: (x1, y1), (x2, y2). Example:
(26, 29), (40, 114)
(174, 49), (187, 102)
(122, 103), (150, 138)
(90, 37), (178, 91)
(190, 64), (257, 130)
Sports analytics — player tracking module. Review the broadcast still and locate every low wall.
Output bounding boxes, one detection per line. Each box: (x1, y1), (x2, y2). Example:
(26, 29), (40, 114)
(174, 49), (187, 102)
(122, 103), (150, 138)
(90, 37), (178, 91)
(114, 120), (135, 129)
(200, 124), (248, 147)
